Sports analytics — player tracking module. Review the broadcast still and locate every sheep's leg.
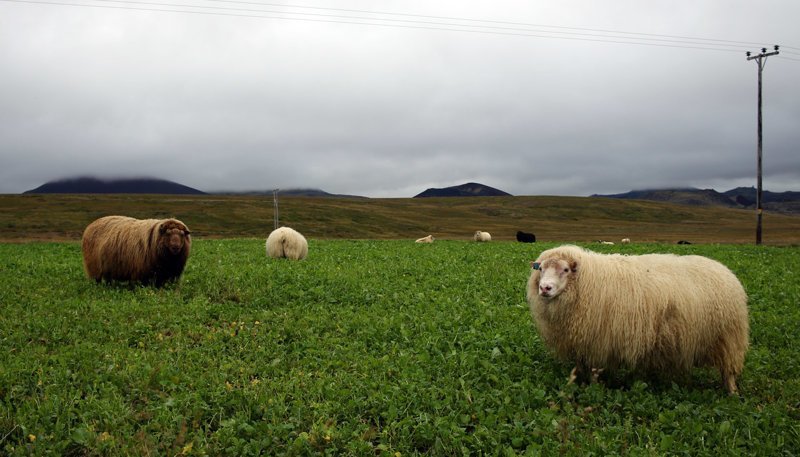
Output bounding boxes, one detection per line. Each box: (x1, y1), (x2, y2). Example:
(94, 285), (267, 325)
(714, 337), (744, 395)
(568, 366), (580, 384)
(722, 371), (739, 395)
(568, 363), (605, 385)
(568, 362), (592, 385)
(590, 368), (605, 383)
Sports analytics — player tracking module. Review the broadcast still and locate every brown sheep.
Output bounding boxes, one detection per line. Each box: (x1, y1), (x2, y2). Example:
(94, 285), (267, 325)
(82, 215), (191, 287)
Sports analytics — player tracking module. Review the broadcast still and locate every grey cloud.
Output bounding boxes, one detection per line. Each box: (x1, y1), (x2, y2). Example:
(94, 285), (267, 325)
(1, 1), (798, 197)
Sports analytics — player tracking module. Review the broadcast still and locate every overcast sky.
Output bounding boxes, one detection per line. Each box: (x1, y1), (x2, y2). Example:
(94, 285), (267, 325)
(1, 0), (798, 197)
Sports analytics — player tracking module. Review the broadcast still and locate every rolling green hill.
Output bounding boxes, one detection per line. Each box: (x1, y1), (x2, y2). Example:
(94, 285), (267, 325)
(2, 193), (800, 244)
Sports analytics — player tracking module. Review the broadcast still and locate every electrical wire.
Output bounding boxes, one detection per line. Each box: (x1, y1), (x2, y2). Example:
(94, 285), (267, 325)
(192, 0), (782, 48)
(1, 0), (795, 55)
(8, 0), (766, 51)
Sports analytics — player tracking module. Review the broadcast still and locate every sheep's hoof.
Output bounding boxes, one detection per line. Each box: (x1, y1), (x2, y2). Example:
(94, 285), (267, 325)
(590, 368), (605, 383)
(725, 376), (739, 395)
(568, 366), (604, 385)
(568, 366), (579, 384)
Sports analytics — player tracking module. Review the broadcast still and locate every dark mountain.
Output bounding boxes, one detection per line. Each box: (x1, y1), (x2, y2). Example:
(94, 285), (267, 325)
(593, 188), (739, 208)
(216, 188), (367, 198)
(414, 182), (512, 198)
(24, 177), (206, 195)
(722, 187), (800, 205)
(592, 187), (800, 214)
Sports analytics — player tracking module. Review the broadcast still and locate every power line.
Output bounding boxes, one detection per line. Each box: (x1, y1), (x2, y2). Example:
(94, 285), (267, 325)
(1, 0), (794, 55)
(50, 0), (733, 48)
(195, 0), (780, 48)
(19, 0), (767, 50)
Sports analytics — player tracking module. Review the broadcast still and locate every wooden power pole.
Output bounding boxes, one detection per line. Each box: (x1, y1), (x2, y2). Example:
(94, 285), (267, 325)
(746, 45), (779, 245)
(272, 189), (280, 230)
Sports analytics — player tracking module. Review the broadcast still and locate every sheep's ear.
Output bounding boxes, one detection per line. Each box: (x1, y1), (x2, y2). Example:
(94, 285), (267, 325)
(159, 224), (167, 234)
(184, 229), (191, 235)
(570, 261), (578, 272)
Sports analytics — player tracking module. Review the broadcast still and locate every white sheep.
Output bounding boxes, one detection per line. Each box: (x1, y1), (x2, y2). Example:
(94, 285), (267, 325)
(474, 231), (491, 242)
(621, 238), (631, 244)
(415, 235), (435, 243)
(526, 245), (749, 393)
(266, 226), (308, 260)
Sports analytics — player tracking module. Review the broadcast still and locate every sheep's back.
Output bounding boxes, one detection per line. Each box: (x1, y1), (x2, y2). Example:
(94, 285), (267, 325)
(82, 216), (159, 281)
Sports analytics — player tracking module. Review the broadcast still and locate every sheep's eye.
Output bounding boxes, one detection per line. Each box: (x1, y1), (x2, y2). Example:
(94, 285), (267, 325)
(563, 268), (569, 273)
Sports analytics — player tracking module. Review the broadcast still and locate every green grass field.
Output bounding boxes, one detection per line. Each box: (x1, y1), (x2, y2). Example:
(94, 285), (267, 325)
(1, 240), (798, 455)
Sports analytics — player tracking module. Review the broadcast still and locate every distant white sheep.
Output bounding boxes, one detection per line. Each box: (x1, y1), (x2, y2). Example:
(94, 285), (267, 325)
(621, 238), (631, 244)
(527, 245), (749, 393)
(266, 227), (308, 260)
(474, 231), (491, 242)
(415, 235), (435, 243)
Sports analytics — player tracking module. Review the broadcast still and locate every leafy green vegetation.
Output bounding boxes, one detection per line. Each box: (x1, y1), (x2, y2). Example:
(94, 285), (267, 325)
(1, 240), (799, 455)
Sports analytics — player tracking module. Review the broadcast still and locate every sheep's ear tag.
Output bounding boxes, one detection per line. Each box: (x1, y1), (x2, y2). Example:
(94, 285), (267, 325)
(532, 262), (541, 270)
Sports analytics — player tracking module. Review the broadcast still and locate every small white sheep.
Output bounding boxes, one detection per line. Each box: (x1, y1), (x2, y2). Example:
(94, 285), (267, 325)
(415, 235), (435, 243)
(526, 245), (749, 393)
(621, 238), (631, 244)
(266, 226), (308, 260)
(474, 231), (491, 242)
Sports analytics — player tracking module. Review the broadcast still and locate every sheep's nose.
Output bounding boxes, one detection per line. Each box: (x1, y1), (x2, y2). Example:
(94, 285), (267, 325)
(540, 284), (552, 294)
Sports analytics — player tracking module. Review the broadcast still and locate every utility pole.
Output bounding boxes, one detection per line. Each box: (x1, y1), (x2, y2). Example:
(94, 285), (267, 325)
(746, 45), (779, 245)
(272, 189), (280, 230)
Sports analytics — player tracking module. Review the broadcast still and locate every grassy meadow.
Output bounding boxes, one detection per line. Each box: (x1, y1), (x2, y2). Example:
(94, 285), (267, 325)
(3, 193), (800, 244)
(1, 239), (799, 455)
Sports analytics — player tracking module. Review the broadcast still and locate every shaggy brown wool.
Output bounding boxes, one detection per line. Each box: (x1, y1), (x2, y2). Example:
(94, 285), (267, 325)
(82, 215), (191, 287)
(527, 245), (749, 394)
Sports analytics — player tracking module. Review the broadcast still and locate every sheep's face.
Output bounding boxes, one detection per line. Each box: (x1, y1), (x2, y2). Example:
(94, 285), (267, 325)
(536, 258), (576, 299)
(159, 221), (191, 256)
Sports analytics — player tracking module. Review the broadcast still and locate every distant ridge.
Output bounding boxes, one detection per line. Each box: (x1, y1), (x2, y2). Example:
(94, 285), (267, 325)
(24, 177), (206, 195)
(414, 182), (511, 198)
(592, 187), (800, 214)
(216, 188), (367, 198)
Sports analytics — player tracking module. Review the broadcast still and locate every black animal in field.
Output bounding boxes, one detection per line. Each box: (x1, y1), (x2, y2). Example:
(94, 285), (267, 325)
(516, 231), (536, 243)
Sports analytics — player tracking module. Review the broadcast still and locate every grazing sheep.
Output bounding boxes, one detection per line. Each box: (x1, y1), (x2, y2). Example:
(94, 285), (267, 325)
(677, 240), (692, 245)
(516, 231), (536, 243)
(474, 231), (492, 242)
(266, 226), (308, 260)
(621, 238), (631, 244)
(415, 235), (435, 243)
(599, 240), (615, 245)
(526, 245), (749, 393)
(82, 215), (191, 287)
